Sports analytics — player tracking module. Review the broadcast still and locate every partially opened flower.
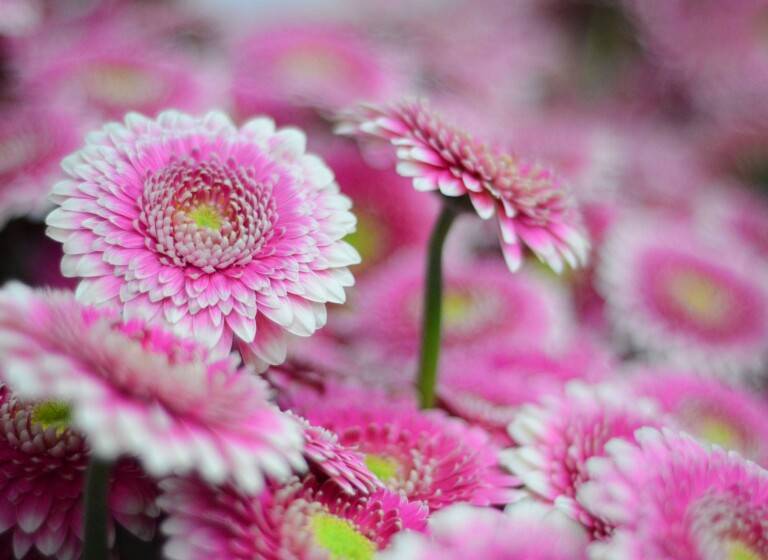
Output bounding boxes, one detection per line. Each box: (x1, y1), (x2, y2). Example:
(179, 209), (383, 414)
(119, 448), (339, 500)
(500, 381), (667, 534)
(628, 369), (768, 467)
(46, 110), (359, 368)
(160, 474), (427, 560)
(579, 428), (768, 560)
(379, 501), (588, 560)
(0, 384), (159, 560)
(336, 99), (588, 273)
(0, 283), (305, 493)
(0, 101), (79, 227)
(597, 218), (768, 380)
(292, 384), (519, 511)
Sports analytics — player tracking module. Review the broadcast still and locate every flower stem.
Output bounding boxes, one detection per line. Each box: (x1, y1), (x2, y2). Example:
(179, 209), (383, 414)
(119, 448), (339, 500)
(83, 458), (112, 560)
(417, 203), (458, 409)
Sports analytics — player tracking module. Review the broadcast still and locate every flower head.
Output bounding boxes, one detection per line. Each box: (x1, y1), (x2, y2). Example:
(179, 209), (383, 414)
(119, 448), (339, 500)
(160, 474), (427, 560)
(0, 283), (305, 493)
(597, 218), (768, 380)
(500, 381), (667, 534)
(336, 99), (588, 273)
(379, 501), (588, 560)
(292, 384), (519, 511)
(46, 110), (359, 368)
(579, 428), (768, 560)
(0, 384), (158, 560)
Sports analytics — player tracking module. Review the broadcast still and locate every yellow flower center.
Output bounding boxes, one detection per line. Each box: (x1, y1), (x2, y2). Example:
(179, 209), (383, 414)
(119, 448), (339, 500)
(665, 270), (732, 326)
(188, 204), (223, 230)
(725, 539), (764, 560)
(363, 454), (399, 482)
(83, 63), (164, 107)
(310, 513), (375, 560)
(280, 47), (347, 83)
(31, 401), (72, 434)
(695, 416), (741, 449)
(442, 290), (475, 329)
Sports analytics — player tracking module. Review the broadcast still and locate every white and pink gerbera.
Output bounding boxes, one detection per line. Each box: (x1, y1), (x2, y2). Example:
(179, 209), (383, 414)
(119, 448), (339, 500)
(291, 384), (519, 511)
(597, 218), (768, 380)
(579, 427), (768, 559)
(46, 110), (359, 368)
(159, 474), (427, 560)
(628, 369), (768, 467)
(379, 501), (588, 560)
(500, 381), (668, 535)
(335, 99), (589, 273)
(0, 283), (305, 493)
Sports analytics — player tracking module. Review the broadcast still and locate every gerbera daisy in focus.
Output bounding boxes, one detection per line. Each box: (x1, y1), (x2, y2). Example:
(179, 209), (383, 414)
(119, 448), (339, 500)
(159, 474), (427, 560)
(0, 283), (305, 493)
(628, 369), (768, 467)
(438, 341), (612, 444)
(336, 99), (588, 273)
(0, 101), (79, 227)
(232, 24), (407, 125)
(0, 384), (159, 560)
(291, 384), (519, 511)
(579, 427), (768, 559)
(379, 501), (588, 560)
(338, 252), (572, 362)
(500, 381), (667, 534)
(597, 218), (768, 380)
(46, 110), (359, 368)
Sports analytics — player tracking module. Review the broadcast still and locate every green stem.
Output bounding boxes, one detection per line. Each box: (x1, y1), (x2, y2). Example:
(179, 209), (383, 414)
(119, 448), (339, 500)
(417, 203), (458, 409)
(83, 458), (112, 560)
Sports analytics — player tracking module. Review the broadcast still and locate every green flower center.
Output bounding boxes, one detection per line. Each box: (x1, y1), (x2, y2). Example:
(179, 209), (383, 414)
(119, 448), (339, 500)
(310, 513), (375, 560)
(442, 290), (475, 329)
(666, 270), (731, 326)
(31, 401), (72, 433)
(725, 539), (763, 560)
(188, 204), (223, 230)
(695, 416), (741, 449)
(364, 454), (399, 482)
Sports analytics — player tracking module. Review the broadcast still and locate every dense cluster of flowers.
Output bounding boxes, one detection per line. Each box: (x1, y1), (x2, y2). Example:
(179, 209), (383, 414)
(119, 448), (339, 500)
(0, 0), (766, 558)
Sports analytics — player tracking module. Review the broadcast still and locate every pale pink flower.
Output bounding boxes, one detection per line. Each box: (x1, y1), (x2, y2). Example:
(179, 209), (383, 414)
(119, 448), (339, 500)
(579, 427), (768, 559)
(0, 283), (305, 493)
(500, 381), (668, 535)
(380, 501), (588, 560)
(0, 385), (159, 560)
(628, 369), (768, 467)
(46, 110), (359, 368)
(159, 474), (427, 560)
(336, 99), (588, 273)
(597, 218), (768, 380)
(292, 384), (519, 511)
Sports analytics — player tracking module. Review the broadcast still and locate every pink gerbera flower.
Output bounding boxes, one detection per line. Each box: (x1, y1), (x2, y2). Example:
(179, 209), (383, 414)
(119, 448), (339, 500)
(291, 384), (519, 511)
(0, 283), (305, 493)
(339, 252), (572, 361)
(500, 381), (668, 534)
(597, 218), (768, 380)
(628, 369), (768, 467)
(579, 428), (768, 559)
(159, 474), (427, 560)
(46, 110), (359, 368)
(232, 23), (406, 125)
(0, 101), (79, 227)
(0, 384), (159, 560)
(379, 501), (588, 560)
(335, 99), (588, 273)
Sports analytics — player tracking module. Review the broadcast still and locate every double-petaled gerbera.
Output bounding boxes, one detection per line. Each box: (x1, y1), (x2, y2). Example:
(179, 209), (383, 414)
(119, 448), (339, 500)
(336, 99), (588, 273)
(579, 428), (768, 560)
(46, 110), (359, 369)
(0, 283), (305, 494)
(159, 474), (427, 560)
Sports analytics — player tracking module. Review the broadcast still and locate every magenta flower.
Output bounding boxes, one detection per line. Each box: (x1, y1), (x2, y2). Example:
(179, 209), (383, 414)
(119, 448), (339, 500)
(291, 384), (519, 511)
(500, 381), (668, 535)
(0, 385), (159, 560)
(628, 369), (768, 467)
(46, 110), (359, 368)
(0, 283), (305, 493)
(336, 99), (588, 273)
(380, 501), (588, 560)
(597, 218), (768, 380)
(579, 428), (768, 559)
(159, 474), (427, 560)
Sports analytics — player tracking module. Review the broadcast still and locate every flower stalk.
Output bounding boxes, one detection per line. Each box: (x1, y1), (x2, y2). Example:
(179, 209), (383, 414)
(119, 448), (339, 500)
(83, 458), (112, 560)
(417, 203), (459, 408)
